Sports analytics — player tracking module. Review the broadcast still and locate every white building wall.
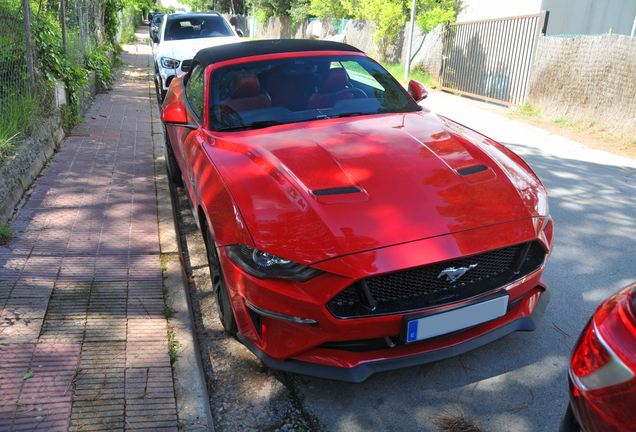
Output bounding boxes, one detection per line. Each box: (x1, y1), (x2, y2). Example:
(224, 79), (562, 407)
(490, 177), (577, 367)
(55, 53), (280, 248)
(457, 0), (542, 22)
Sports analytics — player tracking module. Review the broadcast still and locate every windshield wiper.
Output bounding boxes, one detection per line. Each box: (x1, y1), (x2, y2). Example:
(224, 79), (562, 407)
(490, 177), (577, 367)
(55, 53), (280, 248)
(335, 112), (370, 118)
(216, 120), (285, 132)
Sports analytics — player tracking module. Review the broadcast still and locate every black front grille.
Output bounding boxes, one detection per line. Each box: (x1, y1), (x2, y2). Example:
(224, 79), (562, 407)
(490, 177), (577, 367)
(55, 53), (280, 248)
(326, 241), (546, 318)
(181, 60), (193, 72)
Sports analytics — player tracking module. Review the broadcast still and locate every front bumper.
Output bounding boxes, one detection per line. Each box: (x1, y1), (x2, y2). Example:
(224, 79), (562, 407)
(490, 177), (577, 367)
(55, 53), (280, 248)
(238, 285), (551, 382)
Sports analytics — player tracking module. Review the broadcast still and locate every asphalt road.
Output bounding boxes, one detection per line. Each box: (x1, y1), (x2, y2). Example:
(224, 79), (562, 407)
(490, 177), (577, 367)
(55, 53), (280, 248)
(177, 90), (636, 432)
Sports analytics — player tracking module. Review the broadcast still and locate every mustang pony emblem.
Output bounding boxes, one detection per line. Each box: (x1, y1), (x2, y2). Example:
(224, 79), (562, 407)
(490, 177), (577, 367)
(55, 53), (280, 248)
(438, 264), (478, 283)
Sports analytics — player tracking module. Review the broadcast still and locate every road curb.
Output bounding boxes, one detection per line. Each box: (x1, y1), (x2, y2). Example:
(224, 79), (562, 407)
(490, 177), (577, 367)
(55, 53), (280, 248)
(149, 78), (215, 431)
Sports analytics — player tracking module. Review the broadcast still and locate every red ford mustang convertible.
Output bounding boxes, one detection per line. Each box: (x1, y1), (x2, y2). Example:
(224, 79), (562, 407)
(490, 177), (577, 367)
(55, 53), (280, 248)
(161, 39), (554, 382)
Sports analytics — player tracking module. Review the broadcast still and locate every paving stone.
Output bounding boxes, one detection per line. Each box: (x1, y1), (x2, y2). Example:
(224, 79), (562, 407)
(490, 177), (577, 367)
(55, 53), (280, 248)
(53, 281), (92, 292)
(125, 367), (174, 400)
(45, 290), (90, 320)
(0, 405), (17, 430)
(11, 402), (72, 431)
(127, 298), (165, 319)
(0, 345), (35, 370)
(85, 319), (127, 342)
(39, 319), (86, 343)
(80, 343), (127, 369)
(0, 281), (15, 299)
(0, 296), (49, 320)
(58, 256), (96, 281)
(0, 319), (43, 343)
(10, 280), (55, 298)
(128, 280), (163, 299)
(126, 342), (171, 368)
(73, 368), (125, 401)
(71, 399), (124, 431)
(0, 370), (25, 406)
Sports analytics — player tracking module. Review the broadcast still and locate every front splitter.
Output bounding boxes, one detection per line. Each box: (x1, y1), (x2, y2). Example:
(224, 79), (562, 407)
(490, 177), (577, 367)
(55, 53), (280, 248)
(237, 286), (551, 383)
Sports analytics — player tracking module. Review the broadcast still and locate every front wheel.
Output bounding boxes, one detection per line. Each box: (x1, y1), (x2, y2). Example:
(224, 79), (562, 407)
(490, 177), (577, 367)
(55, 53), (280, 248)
(205, 227), (238, 335)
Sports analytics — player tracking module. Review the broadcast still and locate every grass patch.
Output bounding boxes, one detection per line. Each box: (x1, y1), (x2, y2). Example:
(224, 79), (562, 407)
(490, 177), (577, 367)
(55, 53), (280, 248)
(552, 116), (580, 128)
(121, 23), (137, 44)
(159, 253), (174, 271)
(0, 94), (37, 162)
(379, 62), (437, 87)
(0, 225), (13, 244)
(163, 306), (175, 320)
(167, 327), (180, 364)
(515, 101), (541, 119)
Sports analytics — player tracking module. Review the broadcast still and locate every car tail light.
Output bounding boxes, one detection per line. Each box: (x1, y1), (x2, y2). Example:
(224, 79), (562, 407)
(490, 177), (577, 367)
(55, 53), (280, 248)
(571, 322), (612, 380)
(568, 284), (636, 431)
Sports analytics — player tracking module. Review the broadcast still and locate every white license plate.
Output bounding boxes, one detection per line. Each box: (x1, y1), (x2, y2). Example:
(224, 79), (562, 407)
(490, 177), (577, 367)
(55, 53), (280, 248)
(405, 294), (509, 343)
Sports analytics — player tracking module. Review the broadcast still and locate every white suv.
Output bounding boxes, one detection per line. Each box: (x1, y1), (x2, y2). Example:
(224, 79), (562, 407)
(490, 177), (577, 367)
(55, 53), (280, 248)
(152, 12), (242, 101)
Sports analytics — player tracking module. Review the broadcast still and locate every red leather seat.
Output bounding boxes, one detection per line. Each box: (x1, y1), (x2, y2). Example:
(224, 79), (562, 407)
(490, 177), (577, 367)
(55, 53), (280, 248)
(220, 74), (271, 114)
(306, 68), (353, 110)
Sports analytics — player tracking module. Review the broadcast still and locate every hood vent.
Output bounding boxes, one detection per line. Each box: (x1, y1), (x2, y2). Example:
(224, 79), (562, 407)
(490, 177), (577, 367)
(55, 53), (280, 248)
(457, 165), (489, 176)
(313, 187), (362, 196)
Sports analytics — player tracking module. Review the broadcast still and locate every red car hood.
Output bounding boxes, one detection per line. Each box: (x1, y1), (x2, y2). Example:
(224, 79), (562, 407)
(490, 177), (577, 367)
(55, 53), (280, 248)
(206, 109), (546, 265)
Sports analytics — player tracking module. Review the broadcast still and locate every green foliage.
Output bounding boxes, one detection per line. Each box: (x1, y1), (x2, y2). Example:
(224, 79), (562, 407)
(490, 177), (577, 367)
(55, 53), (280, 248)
(289, 0), (312, 22)
(309, 0), (350, 19)
(167, 328), (180, 363)
(0, 94), (36, 162)
(163, 306), (175, 320)
(32, 14), (90, 131)
(261, 0), (293, 17)
(516, 101), (541, 118)
(87, 43), (116, 89)
(0, 225), (13, 244)
(341, 0), (407, 59)
(416, 0), (458, 31)
(255, 8), (269, 24)
(104, 0), (123, 44)
(380, 61), (436, 87)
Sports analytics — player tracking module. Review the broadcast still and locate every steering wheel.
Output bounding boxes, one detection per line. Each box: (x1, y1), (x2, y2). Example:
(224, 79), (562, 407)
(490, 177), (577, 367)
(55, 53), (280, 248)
(327, 87), (367, 107)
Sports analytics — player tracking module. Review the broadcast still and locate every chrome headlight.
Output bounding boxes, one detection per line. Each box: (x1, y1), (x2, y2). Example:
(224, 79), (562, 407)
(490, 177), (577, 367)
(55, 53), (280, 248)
(226, 244), (323, 282)
(161, 57), (180, 69)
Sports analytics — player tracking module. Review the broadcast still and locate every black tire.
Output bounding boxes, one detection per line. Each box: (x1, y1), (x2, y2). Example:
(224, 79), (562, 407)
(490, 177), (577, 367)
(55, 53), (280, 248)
(154, 74), (165, 103)
(205, 226), (238, 335)
(163, 125), (183, 186)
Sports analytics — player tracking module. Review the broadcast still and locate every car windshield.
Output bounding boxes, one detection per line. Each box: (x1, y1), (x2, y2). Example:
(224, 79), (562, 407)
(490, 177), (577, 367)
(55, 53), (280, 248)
(164, 16), (233, 41)
(208, 56), (421, 132)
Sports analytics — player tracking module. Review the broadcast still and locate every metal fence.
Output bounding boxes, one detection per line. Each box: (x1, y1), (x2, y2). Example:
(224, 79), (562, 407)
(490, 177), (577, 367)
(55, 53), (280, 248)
(0, 0), (96, 140)
(0, 0), (32, 132)
(440, 12), (550, 107)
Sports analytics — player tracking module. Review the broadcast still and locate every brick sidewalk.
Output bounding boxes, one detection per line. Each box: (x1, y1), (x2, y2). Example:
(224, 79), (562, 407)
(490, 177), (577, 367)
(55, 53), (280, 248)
(0, 42), (179, 431)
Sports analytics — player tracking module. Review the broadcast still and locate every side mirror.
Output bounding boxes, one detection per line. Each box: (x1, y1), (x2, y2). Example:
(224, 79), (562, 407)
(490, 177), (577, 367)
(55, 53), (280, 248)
(408, 80), (428, 102)
(151, 34), (159, 44)
(236, 28), (244, 37)
(161, 101), (198, 129)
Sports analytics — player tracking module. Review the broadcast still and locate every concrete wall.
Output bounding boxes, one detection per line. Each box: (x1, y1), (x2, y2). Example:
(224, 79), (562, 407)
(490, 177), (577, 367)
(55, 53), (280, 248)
(291, 18), (444, 81)
(255, 17), (292, 40)
(528, 34), (636, 134)
(542, 0), (636, 36)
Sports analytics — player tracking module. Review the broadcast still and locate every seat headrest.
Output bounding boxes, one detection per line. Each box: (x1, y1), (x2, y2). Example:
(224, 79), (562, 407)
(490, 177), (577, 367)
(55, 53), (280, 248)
(231, 74), (261, 98)
(321, 68), (349, 91)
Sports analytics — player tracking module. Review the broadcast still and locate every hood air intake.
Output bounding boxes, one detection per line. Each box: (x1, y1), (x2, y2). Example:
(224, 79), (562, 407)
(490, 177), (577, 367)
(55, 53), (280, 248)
(313, 187), (361, 196)
(457, 165), (489, 176)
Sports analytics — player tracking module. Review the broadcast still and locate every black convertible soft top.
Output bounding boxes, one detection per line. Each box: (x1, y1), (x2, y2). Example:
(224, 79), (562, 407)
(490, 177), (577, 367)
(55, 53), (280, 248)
(193, 39), (364, 69)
